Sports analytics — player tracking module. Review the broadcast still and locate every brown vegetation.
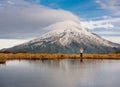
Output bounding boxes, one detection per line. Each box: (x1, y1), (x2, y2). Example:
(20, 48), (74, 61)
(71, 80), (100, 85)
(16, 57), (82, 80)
(83, 53), (120, 59)
(0, 53), (120, 63)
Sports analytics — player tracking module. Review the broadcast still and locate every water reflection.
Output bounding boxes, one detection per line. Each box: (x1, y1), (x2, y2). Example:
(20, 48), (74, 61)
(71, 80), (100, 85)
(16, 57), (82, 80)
(0, 59), (120, 87)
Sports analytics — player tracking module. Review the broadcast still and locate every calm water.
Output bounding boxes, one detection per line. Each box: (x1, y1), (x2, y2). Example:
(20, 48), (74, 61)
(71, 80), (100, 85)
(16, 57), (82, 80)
(0, 59), (120, 87)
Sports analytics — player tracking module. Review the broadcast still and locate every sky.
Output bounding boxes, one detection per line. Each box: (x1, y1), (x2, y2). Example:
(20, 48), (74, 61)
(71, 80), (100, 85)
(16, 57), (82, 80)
(0, 0), (120, 49)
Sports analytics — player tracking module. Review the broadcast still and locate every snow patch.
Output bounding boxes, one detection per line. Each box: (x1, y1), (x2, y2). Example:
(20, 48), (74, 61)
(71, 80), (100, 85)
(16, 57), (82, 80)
(23, 21), (120, 47)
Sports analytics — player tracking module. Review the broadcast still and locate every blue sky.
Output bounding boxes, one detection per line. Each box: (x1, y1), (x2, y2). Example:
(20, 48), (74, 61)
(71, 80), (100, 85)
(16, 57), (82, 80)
(25, 0), (108, 19)
(26, 0), (120, 38)
(0, 0), (120, 49)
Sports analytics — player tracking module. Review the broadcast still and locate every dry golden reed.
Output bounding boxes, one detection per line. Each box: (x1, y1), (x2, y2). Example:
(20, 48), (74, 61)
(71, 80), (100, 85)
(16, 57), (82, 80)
(0, 53), (120, 63)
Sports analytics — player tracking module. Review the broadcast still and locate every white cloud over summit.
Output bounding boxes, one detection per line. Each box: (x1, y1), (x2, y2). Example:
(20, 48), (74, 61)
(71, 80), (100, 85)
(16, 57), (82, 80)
(0, 0), (119, 39)
(0, 0), (79, 39)
(0, 0), (120, 49)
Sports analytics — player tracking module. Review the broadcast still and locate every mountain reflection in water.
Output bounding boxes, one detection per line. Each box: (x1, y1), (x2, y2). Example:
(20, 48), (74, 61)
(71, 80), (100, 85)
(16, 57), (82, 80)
(0, 59), (120, 87)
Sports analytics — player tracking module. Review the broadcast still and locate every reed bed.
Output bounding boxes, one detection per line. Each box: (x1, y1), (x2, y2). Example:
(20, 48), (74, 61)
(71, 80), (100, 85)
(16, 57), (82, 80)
(84, 53), (120, 59)
(0, 53), (120, 63)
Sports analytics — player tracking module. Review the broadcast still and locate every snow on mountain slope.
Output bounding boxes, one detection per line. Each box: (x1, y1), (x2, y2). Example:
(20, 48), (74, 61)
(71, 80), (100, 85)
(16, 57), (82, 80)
(3, 21), (120, 53)
(27, 21), (119, 47)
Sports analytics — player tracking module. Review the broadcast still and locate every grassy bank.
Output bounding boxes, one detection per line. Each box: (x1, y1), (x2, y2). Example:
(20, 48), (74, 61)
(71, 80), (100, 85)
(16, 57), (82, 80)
(0, 53), (120, 63)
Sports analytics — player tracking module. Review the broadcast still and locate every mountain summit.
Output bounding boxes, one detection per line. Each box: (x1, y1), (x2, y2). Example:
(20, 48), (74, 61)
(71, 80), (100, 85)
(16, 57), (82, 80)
(3, 21), (120, 53)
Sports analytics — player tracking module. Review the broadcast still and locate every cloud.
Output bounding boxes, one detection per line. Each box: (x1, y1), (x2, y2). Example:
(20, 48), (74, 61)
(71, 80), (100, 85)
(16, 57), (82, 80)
(96, 0), (120, 16)
(94, 31), (120, 36)
(0, 39), (28, 49)
(80, 21), (114, 29)
(0, 0), (80, 39)
(96, 0), (120, 11)
(80, 17), (120, 30)
(7, 1), (15, 5)
(102, 36), (120, 43)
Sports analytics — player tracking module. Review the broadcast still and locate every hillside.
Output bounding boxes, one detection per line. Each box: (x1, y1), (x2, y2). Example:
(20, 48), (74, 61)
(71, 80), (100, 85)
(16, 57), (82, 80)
(2, 21), (120, 54)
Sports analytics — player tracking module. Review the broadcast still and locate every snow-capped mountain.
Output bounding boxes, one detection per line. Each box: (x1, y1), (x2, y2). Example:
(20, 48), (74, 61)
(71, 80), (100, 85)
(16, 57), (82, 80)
(3, 21), (120, 53)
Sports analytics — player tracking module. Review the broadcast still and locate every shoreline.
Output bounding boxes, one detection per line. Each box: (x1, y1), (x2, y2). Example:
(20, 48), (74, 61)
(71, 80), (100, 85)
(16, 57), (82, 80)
(0, 53), (120, 63)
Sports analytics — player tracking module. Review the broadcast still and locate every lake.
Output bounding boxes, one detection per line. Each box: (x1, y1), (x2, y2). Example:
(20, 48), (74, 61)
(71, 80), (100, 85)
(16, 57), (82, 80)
(0, 59), (120, 87)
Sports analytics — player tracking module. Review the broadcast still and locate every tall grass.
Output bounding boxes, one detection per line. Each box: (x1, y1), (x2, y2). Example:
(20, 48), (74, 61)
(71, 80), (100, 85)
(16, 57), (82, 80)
(0, 53), (7, 63)
(0, 53), (120, 63)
